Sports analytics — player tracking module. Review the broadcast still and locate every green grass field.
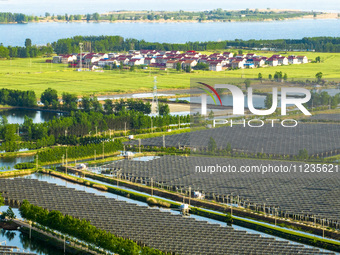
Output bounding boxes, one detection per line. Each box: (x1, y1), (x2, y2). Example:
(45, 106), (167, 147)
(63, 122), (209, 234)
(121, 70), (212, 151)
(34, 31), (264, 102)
(0, 51), (339, 97)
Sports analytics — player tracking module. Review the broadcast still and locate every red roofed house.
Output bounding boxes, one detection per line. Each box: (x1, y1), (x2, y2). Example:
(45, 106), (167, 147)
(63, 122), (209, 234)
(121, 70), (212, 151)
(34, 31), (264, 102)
(128, 58), (144, 66)
(277, 56), (288, 65)
(288, 55), (298, 64)
(166, 60), (180, 69)
(61, 55), (76, 64)
(271, 54), (282, 58)
(182, 60), (197, 69)
(297, 56), (308, 64)
(209, 61), (223, 72)
(231, 59), (245, 69)
(267, 57), (278, 67)
(223, 52), (233, 58)
(144, 57), (156, 65)
(246, 53), (257, 59)
(116, 56), (130, 65)
(253, 58), (265, 67)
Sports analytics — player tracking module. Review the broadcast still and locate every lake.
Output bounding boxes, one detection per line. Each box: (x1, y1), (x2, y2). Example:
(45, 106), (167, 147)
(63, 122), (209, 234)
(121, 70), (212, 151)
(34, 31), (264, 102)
(1, 19), (340, 46)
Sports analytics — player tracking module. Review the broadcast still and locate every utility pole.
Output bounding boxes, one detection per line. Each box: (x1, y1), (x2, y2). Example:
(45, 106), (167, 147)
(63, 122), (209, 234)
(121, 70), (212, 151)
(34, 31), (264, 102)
(65, 148), (68, 175)
(36, 154), (38, 170)
(151, 118), (153, 133)
(79, 42), (83, 71)
(189, 186), (191, 206)
(151, 177), (153, 196)
(102, 141), (105, 159)
(163, 135), (165, 148)
(138, 138), (141, 153)
(322, 219), (325, 239)
(152, 76), (159, 115)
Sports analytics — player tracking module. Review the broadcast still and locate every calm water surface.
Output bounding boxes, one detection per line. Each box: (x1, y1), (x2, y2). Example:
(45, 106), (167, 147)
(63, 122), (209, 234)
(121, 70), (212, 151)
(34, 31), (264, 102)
(1, 19), (340, 46)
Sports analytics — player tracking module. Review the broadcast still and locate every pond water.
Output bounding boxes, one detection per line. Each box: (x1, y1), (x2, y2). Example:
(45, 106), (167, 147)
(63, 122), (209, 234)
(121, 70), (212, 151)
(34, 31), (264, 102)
(0, 109), (62, 125)
(0, 205), (63, 255)
(0, 156), (34, 172)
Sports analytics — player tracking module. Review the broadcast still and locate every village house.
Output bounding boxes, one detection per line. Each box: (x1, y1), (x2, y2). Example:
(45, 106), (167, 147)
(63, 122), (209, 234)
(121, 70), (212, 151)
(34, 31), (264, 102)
(253, 58), (266, 67)
(60, 54), (76, 64)
(244, 59), (255, 68)
(277, 56), (288, 65)
(223, 52), (234, 58)
(52, 56), (62, 64)
(128, 58), (144, 66)
(267, 57), (278, 67)
(155, 55), (168, 64)
(182, 60), (197, 69)
(297, 56), (308, 64)
(166, 60), (180, 69)
(246, 53), (257, 59)
(235, 54), (246, 59)
(51, 49), (310, 72)
(209, 61), (223, 72)
(116, 56), (130, 65)
(144, 57), (156, 65)
(231, 59), (245, 69)
(288, 55), (299, 64)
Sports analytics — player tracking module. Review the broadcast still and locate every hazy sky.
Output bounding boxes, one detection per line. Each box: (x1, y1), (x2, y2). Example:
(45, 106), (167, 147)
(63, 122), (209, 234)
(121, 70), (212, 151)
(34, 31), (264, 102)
(0, 0), (339, 15)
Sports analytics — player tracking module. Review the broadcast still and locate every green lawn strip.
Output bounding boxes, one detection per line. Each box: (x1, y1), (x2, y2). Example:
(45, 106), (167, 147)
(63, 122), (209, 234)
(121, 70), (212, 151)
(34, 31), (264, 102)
(0, 169), (37, 178)
(1, 53), (340, 97)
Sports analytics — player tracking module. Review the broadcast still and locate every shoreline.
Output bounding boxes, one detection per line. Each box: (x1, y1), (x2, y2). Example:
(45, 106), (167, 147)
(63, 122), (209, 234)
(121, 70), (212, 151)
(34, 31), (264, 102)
(1, 13), (338, 25)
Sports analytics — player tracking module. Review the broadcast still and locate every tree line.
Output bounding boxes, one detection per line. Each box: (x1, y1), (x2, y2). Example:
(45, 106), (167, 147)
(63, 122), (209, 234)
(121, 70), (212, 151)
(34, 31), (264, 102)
(37, 139), (123, 163)
(19, 200), (164, 254)
(0, 88), (189, 152)
(52, 36), (340, 54)
(0, 88), (37, 107)
(0, 12), (38, 23)
(2, 36), (340, 59)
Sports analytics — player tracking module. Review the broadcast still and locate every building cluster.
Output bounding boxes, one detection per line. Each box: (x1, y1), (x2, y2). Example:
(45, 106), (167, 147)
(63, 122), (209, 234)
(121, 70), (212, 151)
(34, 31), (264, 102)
(51, 50), (309, 71)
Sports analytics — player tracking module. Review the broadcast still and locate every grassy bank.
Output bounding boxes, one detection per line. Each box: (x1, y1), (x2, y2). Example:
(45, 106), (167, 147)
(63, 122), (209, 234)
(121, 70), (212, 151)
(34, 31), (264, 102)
(0, 169), (37, 178)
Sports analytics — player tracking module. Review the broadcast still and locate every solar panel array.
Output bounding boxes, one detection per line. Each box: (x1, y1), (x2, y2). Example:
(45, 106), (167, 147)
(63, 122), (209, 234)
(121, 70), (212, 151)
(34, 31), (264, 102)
(0, 179), (334, 255)
(105, 156), (340, 224)
(308, 114), (340, 122)
(127, 124), (340, 156)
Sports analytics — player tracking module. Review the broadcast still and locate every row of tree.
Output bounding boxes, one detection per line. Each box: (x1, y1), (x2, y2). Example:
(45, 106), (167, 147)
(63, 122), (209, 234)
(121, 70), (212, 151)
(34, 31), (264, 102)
(2, 36), (340, 59)
(0, 12), (37, 23)
(52, 36), (340, 54)
(0, 88), (37, 107)
(19, 200), (164, 254)
(37, 139), (122, 163)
